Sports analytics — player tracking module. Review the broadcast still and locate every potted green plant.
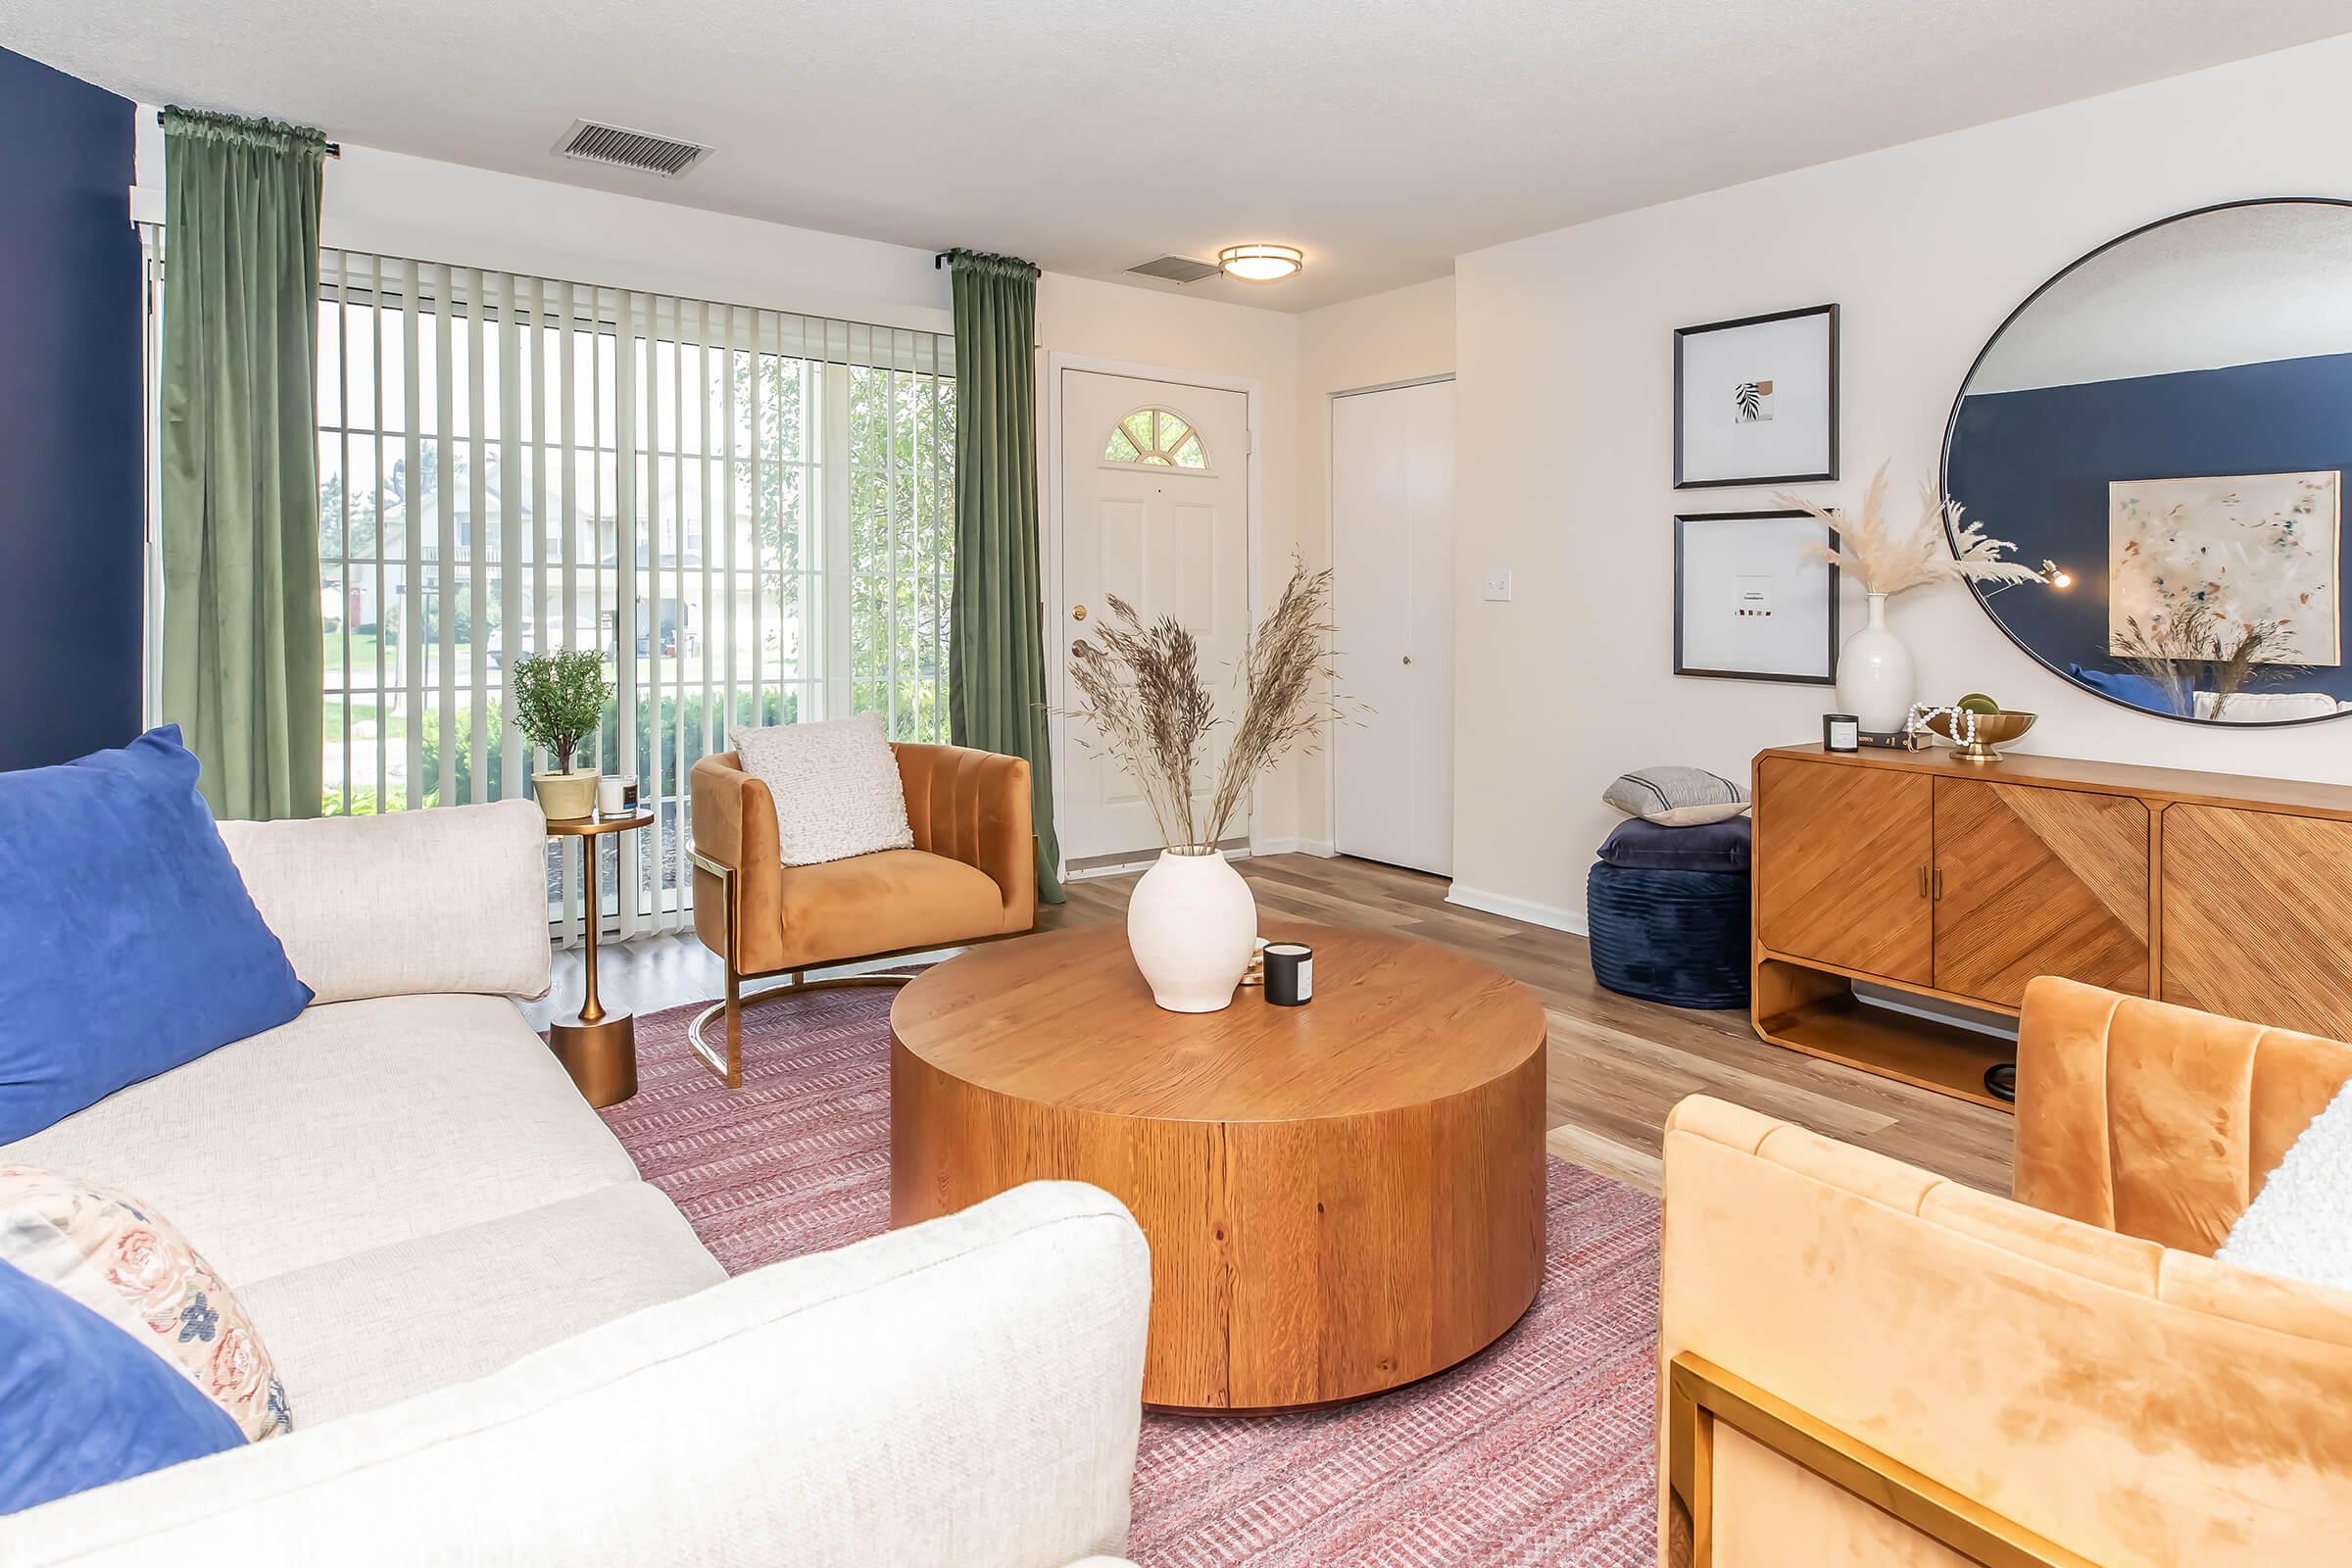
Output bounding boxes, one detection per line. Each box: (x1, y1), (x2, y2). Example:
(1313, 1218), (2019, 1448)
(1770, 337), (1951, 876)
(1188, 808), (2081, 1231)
(510, 649), (612, 820)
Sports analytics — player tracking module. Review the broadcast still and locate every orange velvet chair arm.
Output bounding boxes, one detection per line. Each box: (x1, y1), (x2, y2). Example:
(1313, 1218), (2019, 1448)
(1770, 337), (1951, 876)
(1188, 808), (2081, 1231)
(689, 752), (786, 974)
(1659, 1093), (2352, 1568)
(2013, 975), (2352, 1253)
(891, 743), (1036, 932)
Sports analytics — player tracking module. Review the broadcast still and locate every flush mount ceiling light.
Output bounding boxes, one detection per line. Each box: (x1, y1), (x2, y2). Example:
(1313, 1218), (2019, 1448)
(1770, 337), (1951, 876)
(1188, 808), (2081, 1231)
(1217, 243), (1304, 282)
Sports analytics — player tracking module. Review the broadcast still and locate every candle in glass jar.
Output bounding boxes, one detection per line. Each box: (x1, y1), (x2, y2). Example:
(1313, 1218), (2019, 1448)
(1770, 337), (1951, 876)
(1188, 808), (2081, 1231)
(1263, 942), (1313, 1006)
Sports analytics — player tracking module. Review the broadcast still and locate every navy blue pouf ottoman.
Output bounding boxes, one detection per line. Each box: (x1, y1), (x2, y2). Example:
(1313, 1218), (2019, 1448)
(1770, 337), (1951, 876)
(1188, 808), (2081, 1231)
(1586, 817), (1750, 1009)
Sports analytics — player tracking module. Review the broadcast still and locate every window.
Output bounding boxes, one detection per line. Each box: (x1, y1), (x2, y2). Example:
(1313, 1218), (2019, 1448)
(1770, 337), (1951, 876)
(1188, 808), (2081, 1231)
(1102, 407), (1207, 469)
(143, 233), (954, 939)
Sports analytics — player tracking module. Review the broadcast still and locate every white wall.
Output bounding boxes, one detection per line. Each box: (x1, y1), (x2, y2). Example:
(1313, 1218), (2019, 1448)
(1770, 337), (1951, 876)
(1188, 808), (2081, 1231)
(1452, 34), (2352, 931)
(133, 118), (952, 332)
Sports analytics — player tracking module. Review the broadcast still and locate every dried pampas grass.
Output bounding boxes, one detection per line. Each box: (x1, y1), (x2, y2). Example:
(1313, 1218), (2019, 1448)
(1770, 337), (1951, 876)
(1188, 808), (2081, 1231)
(1775, 461), (2041, 597)
(1058, 559), (1344, 850)
(2112, 602), (2306, 719)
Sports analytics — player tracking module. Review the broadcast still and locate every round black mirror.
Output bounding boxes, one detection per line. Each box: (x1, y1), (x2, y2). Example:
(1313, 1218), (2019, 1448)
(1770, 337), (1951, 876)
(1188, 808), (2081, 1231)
(1942, 198), (2352, 726)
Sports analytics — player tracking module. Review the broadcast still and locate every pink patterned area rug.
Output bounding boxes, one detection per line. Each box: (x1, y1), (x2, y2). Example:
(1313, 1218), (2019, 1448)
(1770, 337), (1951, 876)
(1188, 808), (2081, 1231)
(597, 984), (1662, 1566)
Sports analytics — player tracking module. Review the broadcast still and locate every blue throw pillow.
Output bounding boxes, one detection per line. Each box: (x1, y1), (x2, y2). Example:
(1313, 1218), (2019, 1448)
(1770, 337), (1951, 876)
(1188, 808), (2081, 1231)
(2067, 662), (2172, 711)
(1597, 815), (1752, 873)
(0, 726), (312, 1142)
(0, 1254), (244, 1514)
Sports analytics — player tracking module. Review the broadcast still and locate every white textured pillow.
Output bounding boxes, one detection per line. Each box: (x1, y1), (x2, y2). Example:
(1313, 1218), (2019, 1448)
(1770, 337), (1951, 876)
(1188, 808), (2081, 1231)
(2217, 1078), (2352, 1294)
(729, 712), (915, 866)
(2192, 689), (2342, 722)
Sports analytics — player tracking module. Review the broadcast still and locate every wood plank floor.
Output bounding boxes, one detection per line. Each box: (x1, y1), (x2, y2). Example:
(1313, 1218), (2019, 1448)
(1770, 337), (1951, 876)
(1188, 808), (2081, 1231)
(531, 853), (2015, 1196)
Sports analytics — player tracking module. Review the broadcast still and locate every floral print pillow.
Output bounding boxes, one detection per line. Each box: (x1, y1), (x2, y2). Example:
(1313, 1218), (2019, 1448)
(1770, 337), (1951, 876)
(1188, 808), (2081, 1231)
(0, 1164), (291, 1441)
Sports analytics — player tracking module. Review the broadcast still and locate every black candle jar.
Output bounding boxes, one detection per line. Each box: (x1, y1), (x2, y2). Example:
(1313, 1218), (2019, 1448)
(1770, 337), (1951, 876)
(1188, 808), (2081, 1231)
(1263, 942), (1313, 1006)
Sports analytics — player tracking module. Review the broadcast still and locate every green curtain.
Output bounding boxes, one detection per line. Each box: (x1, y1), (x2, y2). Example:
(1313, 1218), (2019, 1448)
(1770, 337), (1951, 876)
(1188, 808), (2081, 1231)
(160, 107), (327, 820)
(948, 250), (1064, 903)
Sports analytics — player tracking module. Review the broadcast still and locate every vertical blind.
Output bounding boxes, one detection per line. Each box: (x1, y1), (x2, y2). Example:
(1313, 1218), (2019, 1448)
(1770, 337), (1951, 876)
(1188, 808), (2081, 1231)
(141, 229), (956, 940)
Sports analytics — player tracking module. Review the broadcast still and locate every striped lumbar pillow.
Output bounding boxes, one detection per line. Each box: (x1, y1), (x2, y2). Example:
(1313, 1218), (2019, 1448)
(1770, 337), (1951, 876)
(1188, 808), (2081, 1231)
(1601, 767), (1750, 827)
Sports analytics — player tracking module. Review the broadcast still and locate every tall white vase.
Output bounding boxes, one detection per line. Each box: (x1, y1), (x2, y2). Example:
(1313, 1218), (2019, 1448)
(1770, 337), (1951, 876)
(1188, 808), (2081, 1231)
(1838, 592), (1916, 733)
(1126, 847), (1258, 1012)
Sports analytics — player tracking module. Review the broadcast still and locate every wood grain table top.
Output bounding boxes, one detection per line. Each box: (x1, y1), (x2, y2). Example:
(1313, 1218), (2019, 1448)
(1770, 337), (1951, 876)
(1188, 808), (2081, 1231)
(890, 922), (1545, 1124)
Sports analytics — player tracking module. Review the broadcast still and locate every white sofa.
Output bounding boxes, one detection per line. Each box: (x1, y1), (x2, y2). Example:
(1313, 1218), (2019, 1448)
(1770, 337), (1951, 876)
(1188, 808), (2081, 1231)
(0, 800), (1151, 1566)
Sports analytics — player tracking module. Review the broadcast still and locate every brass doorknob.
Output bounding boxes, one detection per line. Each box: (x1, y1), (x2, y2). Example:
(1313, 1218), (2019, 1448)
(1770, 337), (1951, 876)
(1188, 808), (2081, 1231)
(1072, 605), (1089, 622)
(1071, 639), (1088, 657)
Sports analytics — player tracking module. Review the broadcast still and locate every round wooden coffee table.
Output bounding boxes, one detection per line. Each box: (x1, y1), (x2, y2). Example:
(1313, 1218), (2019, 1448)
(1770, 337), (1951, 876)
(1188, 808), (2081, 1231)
(889, 923), (1547, 1411)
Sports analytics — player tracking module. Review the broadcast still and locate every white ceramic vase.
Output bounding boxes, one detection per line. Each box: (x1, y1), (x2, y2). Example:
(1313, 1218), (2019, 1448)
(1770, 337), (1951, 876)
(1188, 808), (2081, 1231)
(1838, 592), (1916, 733)
(1126, 847), (1258, 1012)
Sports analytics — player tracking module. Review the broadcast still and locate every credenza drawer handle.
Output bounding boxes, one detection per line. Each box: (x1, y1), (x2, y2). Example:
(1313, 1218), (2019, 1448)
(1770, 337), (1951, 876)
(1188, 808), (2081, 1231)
(1917, 866), (1929, 898)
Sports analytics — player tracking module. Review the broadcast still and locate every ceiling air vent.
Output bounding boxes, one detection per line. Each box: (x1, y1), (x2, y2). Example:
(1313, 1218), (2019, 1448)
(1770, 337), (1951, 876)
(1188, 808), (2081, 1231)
(553, 119), (710, 178)
(1126, 255), (1221, 285)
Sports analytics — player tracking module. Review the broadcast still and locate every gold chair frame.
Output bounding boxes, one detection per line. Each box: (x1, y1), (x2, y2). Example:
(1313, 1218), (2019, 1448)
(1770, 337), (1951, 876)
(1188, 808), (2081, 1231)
(683, 838), (1038, 1089)
(1667, 1354), (2092, 1568)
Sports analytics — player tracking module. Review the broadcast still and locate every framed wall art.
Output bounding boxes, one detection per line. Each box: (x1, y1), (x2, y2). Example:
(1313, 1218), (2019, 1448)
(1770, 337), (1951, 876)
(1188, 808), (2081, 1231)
(1673, 304), (1838, 488)
(1673, 509), (1840, 684)
(2108, 469), (2341, 667)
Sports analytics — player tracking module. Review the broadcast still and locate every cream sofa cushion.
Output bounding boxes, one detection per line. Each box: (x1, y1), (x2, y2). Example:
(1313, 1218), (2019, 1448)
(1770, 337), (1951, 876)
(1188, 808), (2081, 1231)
(0, 995), (638, 1284)
(218, 800), (553, 1004)
(2, 1182), (1152, 1568)
(241, 1182), (723, 1423)
(729, 711), (915, 865)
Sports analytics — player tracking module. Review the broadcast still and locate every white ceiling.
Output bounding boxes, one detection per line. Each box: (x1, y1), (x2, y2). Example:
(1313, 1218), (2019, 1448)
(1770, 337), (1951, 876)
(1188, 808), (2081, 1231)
(13, 1), (2351, 312)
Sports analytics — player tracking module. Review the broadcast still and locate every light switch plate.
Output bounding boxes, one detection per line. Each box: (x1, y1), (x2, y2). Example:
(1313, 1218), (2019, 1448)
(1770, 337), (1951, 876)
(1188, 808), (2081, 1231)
(1483, 566), (1514, 603)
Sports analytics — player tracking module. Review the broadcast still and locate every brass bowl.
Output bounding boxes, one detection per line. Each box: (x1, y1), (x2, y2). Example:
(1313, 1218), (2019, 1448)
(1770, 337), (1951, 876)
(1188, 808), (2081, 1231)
(1924, 709), (2037, 762)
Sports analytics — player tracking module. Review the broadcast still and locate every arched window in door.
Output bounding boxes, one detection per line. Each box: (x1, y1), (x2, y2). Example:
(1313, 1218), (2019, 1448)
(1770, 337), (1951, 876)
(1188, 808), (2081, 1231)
(1102, 408), (1208, 469)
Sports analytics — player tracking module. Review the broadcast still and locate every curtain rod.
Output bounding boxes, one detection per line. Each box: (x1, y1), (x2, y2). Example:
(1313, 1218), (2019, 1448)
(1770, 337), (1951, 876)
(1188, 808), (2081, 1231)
(155, 110), (341, 159)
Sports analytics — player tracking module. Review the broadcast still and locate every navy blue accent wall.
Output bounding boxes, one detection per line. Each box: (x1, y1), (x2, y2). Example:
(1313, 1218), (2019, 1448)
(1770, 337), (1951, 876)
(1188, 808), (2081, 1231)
(1949, 353), (2352, 701)
(0, 49), (142, 771)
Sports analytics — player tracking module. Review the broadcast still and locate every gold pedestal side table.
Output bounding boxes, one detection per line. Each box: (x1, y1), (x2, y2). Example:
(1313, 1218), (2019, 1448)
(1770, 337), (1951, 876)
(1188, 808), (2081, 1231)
(546, 808), (655, 1107)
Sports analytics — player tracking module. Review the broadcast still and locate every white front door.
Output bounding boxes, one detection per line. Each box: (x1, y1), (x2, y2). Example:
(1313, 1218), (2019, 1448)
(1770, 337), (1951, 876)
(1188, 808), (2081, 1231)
(1056, 368), (1251, 866)
(1332, 377), (1455, 875)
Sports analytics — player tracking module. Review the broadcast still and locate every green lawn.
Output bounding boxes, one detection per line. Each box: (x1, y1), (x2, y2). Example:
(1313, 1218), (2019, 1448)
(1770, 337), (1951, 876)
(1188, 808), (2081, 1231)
(322, 699), (404, 739)
(322, 630), (385, 672)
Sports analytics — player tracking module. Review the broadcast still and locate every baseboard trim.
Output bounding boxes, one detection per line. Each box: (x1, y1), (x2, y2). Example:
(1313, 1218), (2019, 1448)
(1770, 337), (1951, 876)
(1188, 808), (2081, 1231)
(1063, 858), (1156, 883)
(1064, 835), (1250, 882)
(1250, 836), (1336, 858)
(1065, 836), (1339, 881)
(1444, 883), (1589, 936)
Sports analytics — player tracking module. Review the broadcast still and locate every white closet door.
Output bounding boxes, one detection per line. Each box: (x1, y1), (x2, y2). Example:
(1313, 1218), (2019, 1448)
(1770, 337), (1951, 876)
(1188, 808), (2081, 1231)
(1332, 378), (1455, 875)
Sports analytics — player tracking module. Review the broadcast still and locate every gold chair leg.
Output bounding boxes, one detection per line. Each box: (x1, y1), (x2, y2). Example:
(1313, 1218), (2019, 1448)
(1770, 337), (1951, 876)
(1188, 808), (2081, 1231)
(687, 961), (745, 1089)
(687, 965), (921, 1090)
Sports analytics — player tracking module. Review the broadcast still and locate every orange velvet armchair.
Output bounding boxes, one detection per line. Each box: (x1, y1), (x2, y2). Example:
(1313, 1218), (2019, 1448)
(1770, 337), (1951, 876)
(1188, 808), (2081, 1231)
(1660, 976), (2352, 1567)
(686, 743), (1037, 1086)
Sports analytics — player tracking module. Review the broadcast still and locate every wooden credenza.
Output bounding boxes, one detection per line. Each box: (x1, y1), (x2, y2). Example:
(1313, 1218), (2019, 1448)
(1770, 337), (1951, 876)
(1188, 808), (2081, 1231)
(1750, 744), (2352, 1109)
